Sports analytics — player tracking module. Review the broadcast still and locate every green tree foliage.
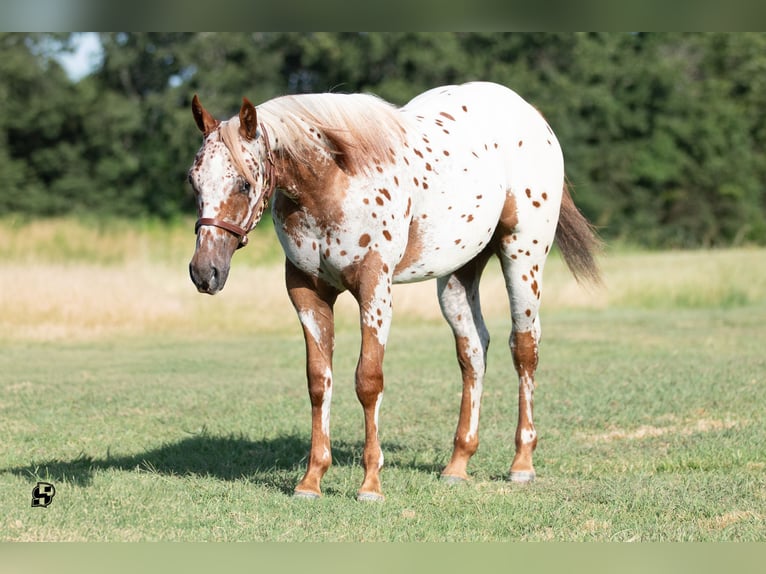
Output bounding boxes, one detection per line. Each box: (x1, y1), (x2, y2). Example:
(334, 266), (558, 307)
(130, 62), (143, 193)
(1, 32), (765, 247)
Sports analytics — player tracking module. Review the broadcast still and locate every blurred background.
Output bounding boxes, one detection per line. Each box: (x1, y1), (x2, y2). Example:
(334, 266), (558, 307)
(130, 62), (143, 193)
(2, 33), (765, 342)
(2, 32), (766, 248)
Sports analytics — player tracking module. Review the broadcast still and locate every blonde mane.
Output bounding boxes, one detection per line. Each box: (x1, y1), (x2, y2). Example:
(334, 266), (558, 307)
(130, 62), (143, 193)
(255, 93), (409, 175)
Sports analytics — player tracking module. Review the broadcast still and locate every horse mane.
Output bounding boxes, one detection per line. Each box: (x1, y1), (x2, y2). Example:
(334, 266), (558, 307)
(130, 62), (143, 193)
(255, 93), (409, 175)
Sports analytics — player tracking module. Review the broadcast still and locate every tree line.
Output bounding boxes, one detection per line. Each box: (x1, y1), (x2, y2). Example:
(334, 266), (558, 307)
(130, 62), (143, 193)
(2, 32), (765, 248)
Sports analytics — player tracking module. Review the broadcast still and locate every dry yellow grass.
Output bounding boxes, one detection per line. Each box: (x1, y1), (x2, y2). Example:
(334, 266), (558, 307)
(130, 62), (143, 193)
(0, 261), (288, 341)
(1, 218), (765, 342)
(698, 511), (763, 532)
(575, 417), (741, 444)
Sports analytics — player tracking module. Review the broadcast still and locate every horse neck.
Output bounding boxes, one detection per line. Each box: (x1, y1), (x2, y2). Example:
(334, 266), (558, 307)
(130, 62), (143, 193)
(272, 143), (347, 204)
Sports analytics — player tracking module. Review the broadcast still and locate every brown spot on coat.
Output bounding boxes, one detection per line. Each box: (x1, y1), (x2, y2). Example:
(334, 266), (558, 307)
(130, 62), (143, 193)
(359, 234), (371, 247)
(496, 192), (519, 235)
(393, 218), (424, 276)
(512, 330), (538, 376)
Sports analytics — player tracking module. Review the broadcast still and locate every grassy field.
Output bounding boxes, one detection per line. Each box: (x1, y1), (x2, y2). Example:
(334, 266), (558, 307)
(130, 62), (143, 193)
(1, 218), (765, 541)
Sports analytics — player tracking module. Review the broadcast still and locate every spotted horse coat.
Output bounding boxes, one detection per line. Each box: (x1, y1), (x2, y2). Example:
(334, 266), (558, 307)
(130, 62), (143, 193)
(188, 82), (601, 501)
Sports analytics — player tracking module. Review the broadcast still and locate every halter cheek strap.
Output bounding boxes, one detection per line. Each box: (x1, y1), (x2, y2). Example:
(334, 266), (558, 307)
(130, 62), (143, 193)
(194, 122), (277, 250)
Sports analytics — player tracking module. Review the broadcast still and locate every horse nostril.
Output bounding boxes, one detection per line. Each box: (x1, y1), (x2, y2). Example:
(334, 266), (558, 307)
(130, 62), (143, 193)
(189, 257), (228, 295)
(189, 261), (212, 292)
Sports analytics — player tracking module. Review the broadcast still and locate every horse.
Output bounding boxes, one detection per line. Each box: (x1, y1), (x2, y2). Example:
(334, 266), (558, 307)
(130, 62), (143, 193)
(187, 82), (601, 501)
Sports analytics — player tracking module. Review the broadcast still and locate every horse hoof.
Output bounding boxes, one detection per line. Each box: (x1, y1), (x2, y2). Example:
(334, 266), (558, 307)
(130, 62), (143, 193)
(293, 490), (321, 500)
(356, 491), (385, 502)
(509, 470), (536, 484)
(440, 474), (467, 485)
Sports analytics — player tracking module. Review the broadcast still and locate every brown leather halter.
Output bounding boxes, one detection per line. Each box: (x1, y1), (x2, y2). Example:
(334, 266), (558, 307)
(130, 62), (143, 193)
(194, 122), (277, 249)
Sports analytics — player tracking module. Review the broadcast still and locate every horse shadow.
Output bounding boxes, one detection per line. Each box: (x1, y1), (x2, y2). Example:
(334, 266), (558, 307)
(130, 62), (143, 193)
(3, 431), (441, 494)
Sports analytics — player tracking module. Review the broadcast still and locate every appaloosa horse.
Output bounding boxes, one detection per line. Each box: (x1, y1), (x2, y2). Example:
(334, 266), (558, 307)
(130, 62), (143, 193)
(188, 82), (600, 501)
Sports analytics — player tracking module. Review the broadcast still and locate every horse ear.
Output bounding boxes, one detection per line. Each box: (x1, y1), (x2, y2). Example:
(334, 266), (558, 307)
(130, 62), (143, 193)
(239, 97), (258, 141)
(192, 94), (219, 135)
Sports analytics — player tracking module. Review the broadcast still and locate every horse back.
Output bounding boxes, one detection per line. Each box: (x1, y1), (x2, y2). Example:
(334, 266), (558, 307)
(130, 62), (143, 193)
(391, 82), (565, 283)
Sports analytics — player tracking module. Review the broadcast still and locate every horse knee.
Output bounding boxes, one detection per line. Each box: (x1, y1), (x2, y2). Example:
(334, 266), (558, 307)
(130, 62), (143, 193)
(307, 363), (332, 405)
(355, 359), (383, 405)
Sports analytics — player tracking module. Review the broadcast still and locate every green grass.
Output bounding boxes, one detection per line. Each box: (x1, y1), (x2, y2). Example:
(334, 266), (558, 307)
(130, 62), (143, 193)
(2, 306), (764, 541)
(1, 218), (765, 541)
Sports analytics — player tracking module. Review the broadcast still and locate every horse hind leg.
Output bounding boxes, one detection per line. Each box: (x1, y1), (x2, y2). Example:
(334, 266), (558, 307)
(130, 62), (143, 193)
(497, 229), (552, 484)
(438, 250), (493, 483)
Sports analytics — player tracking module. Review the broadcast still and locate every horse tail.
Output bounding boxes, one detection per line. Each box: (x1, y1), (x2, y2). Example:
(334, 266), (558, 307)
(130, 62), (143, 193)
(555, 181), (603, 285)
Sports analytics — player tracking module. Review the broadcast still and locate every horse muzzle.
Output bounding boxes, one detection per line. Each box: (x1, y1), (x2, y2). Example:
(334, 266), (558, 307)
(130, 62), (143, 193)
(189, 241), (235, 294)
(189, 258), (231, 294)
(189, 220), (245, 294)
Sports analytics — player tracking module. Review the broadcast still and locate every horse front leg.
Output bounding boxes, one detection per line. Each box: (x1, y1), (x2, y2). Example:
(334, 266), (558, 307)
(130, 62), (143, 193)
(286, 260), (339, 499)
(355, 321), (387, 501)
(345, 253), (394, 501)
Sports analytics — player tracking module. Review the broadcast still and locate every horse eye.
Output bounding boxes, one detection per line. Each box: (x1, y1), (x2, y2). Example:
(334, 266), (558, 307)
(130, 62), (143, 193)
(239, 180), (251, 194)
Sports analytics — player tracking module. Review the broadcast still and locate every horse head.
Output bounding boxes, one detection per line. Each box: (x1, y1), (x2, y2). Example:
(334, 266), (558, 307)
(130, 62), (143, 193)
(187, 95), (276, 294)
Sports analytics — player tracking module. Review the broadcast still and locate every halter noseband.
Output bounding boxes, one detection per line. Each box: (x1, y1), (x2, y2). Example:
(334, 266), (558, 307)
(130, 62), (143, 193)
(194, 122), (277, 249)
